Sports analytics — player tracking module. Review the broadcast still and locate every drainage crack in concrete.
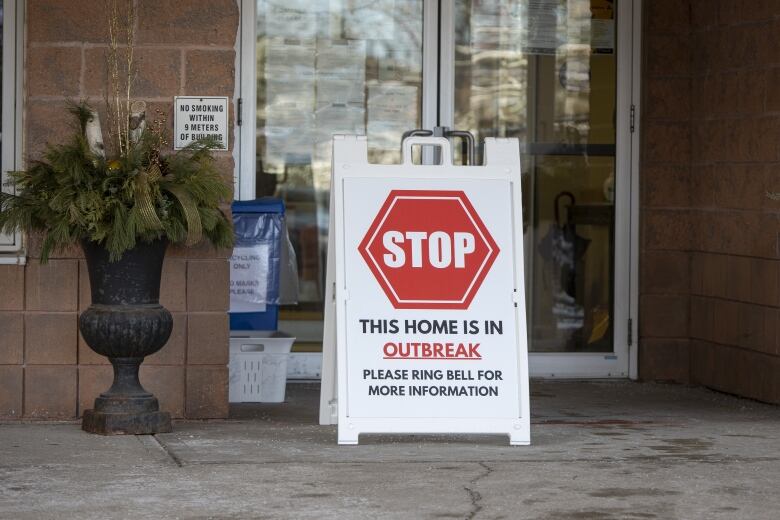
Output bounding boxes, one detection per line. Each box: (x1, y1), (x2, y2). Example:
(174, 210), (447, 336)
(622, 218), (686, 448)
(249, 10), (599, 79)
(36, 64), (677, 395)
(463, 462), (493, 519)
(147, 435), (184, 467)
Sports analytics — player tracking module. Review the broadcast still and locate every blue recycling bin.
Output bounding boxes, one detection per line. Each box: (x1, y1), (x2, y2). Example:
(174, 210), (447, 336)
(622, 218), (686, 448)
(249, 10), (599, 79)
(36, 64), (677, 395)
(229, 198), (285, 331)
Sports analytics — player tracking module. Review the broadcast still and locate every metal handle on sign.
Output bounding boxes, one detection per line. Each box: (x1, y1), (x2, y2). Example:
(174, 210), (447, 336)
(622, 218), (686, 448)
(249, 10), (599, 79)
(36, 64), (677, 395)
(402, 136), (452, 166)
(446, 130), (476, 166)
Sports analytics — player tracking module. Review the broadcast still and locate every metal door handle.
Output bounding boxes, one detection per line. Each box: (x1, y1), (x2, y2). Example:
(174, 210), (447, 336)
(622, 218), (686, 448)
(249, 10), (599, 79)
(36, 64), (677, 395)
(401, 129), (433, 142)
(445, 130), (476, 166)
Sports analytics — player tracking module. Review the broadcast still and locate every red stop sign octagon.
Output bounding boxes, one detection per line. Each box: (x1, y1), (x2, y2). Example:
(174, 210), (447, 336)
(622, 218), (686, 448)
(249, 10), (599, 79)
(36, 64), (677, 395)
(358, 190), (500, 310)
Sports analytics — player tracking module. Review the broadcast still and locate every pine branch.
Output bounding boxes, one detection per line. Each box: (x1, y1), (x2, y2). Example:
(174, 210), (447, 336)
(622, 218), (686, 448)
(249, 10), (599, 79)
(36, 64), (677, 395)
(1, 100), (233, 262)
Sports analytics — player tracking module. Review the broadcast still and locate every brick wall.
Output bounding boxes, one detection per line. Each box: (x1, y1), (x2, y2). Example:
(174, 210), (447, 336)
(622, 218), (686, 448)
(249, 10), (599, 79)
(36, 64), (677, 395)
(0, 0), (239, 419)
(639, 0), (693, 384)
(640, 0), (780, 404)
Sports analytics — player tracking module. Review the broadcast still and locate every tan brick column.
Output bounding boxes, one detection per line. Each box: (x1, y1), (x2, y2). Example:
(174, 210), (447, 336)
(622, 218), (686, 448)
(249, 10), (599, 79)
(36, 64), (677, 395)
(640, 0), (780, 404)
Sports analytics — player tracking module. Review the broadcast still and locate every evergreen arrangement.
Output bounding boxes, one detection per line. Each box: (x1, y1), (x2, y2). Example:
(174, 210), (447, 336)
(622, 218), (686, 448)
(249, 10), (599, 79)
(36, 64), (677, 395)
(0, 102), (233, 261)
(0, 2), (232, 262)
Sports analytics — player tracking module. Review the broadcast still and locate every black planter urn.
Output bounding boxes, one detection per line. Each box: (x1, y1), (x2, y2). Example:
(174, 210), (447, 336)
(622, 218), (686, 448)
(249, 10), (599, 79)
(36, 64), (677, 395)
(79, 239), (173, 435)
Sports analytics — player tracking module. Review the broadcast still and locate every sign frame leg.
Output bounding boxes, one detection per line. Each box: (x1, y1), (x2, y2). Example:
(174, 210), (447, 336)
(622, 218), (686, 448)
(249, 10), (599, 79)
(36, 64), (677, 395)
(319, 190), (339, 425)
(338, 427), (359, 445)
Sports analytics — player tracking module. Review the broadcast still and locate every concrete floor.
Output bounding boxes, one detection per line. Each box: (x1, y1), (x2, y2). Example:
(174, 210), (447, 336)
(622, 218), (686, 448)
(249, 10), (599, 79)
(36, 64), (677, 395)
(1, 381), (779, 519)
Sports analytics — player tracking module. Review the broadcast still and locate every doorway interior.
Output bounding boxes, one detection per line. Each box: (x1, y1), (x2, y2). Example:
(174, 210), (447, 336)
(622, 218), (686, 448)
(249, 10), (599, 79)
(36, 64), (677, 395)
(237, 0), (641, 379)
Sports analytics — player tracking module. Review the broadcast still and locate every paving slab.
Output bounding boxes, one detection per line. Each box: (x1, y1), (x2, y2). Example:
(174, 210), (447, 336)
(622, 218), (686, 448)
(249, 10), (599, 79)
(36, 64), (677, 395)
(0, 381), (778, 519)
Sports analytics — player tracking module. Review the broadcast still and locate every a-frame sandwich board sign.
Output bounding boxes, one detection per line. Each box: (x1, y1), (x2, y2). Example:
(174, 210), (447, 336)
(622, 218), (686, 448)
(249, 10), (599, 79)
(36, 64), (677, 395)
(320, 135), (530, 446)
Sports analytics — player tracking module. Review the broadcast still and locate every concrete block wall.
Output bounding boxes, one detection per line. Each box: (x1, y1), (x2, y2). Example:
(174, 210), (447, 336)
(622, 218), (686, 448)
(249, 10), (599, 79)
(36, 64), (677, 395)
(640, 0), (780, 404)
(0, 0), (239, 419)
(639, 0), (694, 384)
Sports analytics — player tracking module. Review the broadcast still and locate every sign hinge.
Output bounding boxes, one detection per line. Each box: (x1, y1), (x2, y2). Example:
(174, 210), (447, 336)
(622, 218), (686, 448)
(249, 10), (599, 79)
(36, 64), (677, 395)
(627, 318), (633, 346)
(629, 104), (636, 133)
(237, 98), (243, 126)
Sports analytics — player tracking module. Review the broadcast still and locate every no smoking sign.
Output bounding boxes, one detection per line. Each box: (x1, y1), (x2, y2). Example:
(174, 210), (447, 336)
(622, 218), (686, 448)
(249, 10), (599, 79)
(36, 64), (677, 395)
(358, 190), (499, 310)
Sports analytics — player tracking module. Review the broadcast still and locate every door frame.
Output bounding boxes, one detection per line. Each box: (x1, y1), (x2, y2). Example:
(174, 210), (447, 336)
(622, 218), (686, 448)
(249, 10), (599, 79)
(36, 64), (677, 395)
(435, 0), (641, 378)
(0, 0), (25, 257)
(628, 0), (642, 380)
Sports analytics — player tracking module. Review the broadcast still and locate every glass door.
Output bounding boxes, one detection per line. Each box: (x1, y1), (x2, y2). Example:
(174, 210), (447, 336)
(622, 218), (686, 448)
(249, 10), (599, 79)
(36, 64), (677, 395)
(440, 0), (632, 377)
(246, 0), (634, 377)
(251, 0), (431, 354)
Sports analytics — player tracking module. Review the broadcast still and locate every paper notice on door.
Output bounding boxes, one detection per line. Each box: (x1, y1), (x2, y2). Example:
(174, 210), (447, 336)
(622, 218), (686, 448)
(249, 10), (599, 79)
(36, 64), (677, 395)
(264, 0), (322, 39)
(341, 0), (396, 41)
(367, 84), (418, 150)
(470, 0), (526, 51)
(591, 19), (614, 54)
(316, 40), (366, 106)
(265, 103), (314, 167)
(230, 245), (270, 313)
(316, 40), (365, 78)
(265, 40), (315, 108)
(264, 40), (316, 167)
(525, 0), (561, 55)
(317, 78), (365, 107)
(265, 40), (316, 87)
(378, 48), (423, 82)
(315, 104), (365, 145)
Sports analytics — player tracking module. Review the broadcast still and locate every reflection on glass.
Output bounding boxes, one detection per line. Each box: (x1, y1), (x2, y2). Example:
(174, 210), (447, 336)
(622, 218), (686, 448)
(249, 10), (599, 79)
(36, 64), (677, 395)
(454, 0), (617, 353)
(255, 1), (424, 334)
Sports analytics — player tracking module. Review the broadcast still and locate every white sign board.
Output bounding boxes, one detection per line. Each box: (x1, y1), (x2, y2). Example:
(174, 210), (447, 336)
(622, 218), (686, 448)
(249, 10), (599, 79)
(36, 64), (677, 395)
(174, 96), (229, 150)
(324, 135), (530, 445)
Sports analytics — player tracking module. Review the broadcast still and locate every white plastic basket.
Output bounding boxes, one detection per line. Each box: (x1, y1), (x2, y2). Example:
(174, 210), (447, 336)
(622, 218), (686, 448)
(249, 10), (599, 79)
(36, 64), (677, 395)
(229, 331), (295, 403)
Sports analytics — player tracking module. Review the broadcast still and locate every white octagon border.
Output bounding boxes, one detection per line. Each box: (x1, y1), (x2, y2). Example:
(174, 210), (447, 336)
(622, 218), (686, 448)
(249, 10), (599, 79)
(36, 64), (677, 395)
(361, 193), (497, 306)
